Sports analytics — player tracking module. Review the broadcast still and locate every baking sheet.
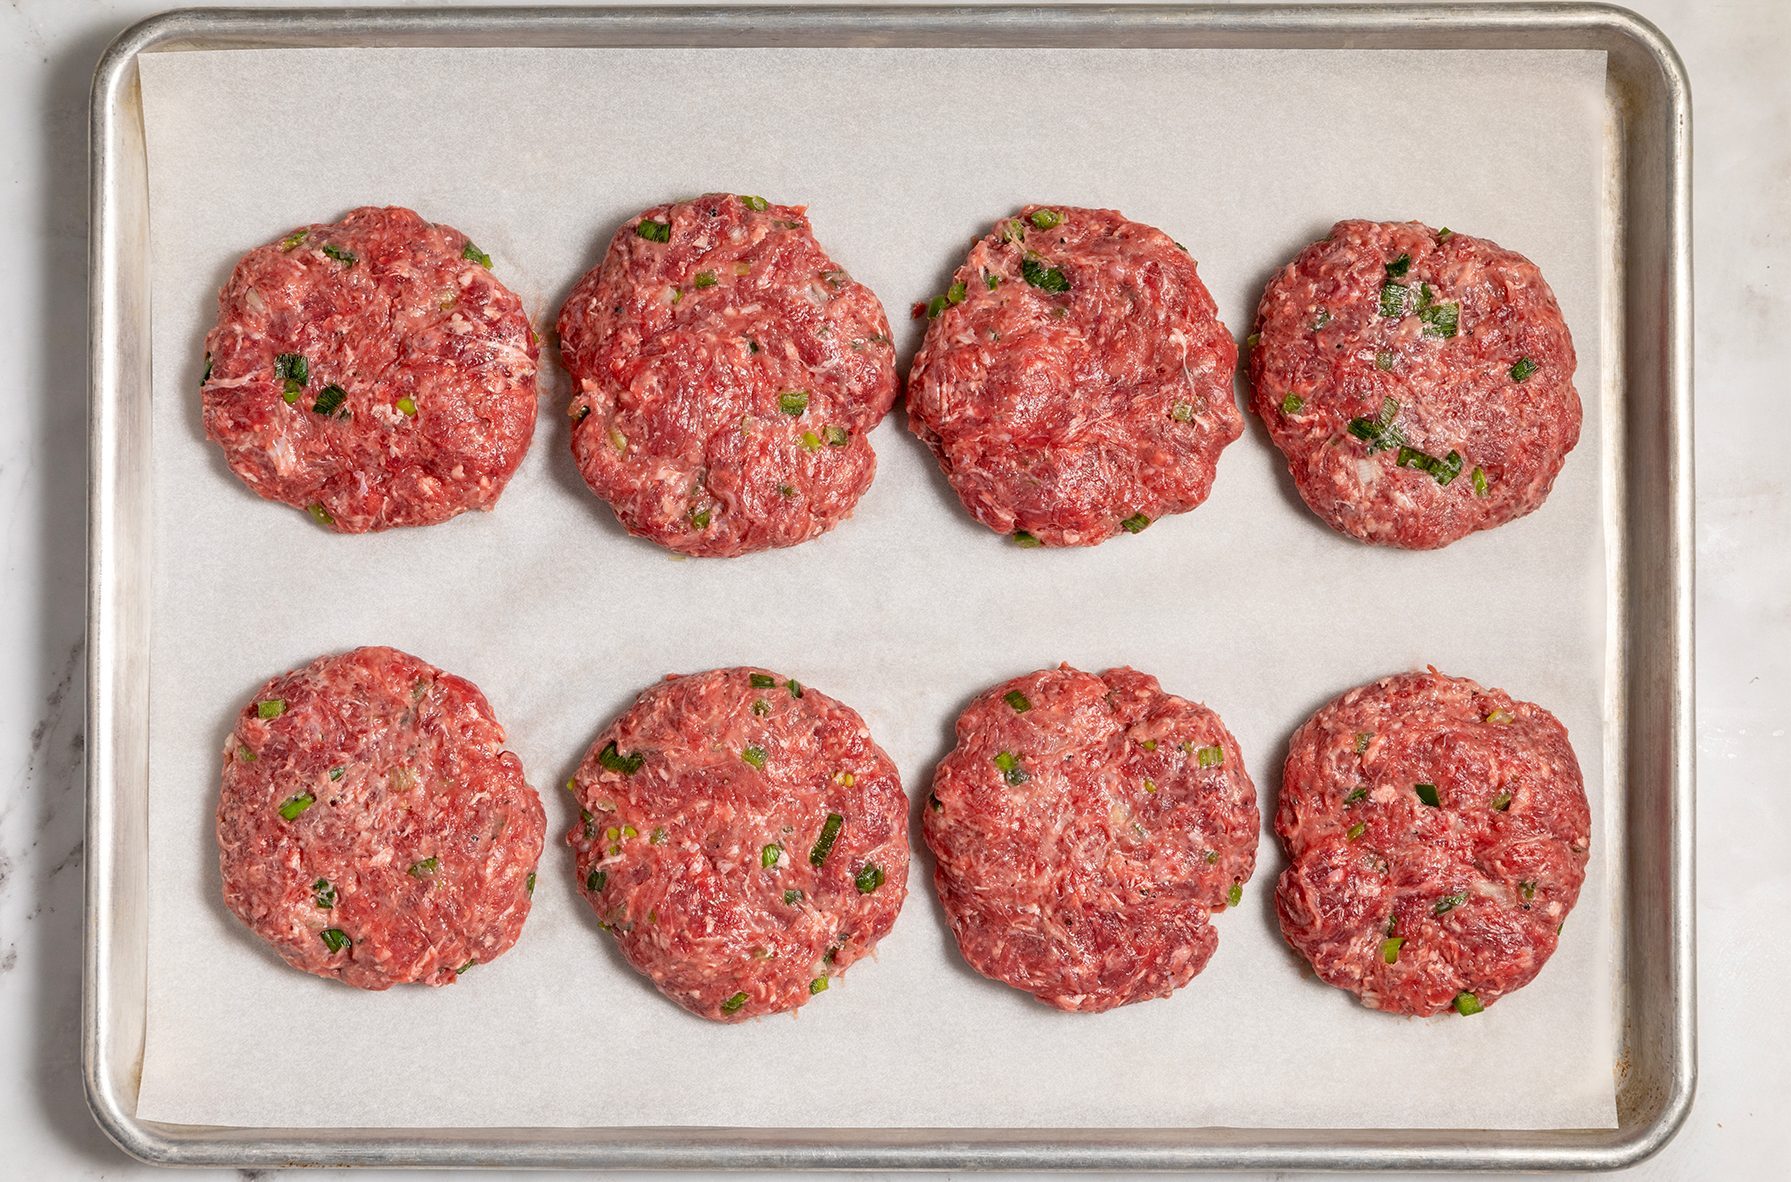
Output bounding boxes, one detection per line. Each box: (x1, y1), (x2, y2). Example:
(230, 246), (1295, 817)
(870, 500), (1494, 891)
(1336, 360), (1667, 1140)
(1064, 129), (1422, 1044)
(133, 45), (1616, 1131)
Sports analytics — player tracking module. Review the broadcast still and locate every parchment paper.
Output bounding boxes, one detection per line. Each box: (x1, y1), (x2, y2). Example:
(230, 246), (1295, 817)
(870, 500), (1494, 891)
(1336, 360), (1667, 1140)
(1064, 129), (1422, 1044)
(134, 45), (1618, 1131)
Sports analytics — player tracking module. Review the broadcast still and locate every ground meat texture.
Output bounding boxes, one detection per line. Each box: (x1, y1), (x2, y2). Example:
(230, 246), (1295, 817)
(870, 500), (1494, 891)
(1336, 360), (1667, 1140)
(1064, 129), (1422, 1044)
(557, 195), (898, 557)
(1275, 670), (1590, 1016)
(905, 207), (1241, 547)
(216, 647), (545, 989)
(924, 666), (1258, 1012)
(1248, 220), (1580, 549)
(567, 668), (909, 1021)
(201, 207), (539, 532)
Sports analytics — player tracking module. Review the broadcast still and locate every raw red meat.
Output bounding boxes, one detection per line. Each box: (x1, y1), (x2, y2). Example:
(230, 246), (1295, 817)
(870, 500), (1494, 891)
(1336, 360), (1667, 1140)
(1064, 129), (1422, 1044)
(202, 206), (539, 532)
(566, 668), (909, 1021)
(558, 195), (898, 557)
(1275, 669), (1589, 1016)
(1248, 220), (1580, 549)
(905, 206), (1241, 547)
(216, 646), (544, 989)
(924, 665), (1258, 1012)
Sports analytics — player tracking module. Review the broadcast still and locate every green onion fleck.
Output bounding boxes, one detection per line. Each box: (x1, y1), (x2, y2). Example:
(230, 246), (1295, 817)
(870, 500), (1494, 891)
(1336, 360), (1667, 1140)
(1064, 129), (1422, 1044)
(1491, 791), (1513, 811)
(394, 395), (418, 418)
(1375, 349), (1395, 372)
(947, 281), (967, 305)
(1120, 512), (1151, 534)
(799, 430), (822, 452)
(1415, 783), (1441, 807)
(1344, 786), (1368, 804)
(1471, 466), (1489, 497)
(1510, 356), (1538, 382)
(985, 273), (1001, 290)
(257, 699), (286, 720)
(1281, 393), (1304, 414)
(1171, 402), (1195, 422)
(311, 384), (348, 417)
(784, 888), (801, 904)
(1227, 883), (1243, 907)
(1453, 991), (1484, 1015)
(461, 241), (492, 268)
(810, 976), (829, 994)
(312, 878), (336, 909)
(1434, 889), (1468, 915)
(1029, 208), (1064, 229)
(1144, 780), (1158, 794)
(993, 751), (1028, 786)
(854, 863), (885, 893)
(202, 352), (213, 385)
(526, 872), (536, 894)
(929, 792), (943, 812)
(635, 219), (671, 243)
(1205, 850), (1219, 864)
(690, 506), (712, 529)
(693, 270), (718, 288)
(810, 813), (843, 866)
(1486, 707), (1516, 724)
(1346, 822), (1366, 841)
(275, 353), (309, 394)
(1385, 253), (1412, 279)
(1419, 298), (1460, 338)
(1381, 936), (1405, 964)
(320, 928), (349, 952)
(1355, 732), (1373, 754)
(1012, 530), (1042, 548)
(740, 194), (769, 211)
(1519, 880), (1536, 902)
(650, 827), (667, 845)
(926, 294), (949, 319)
(1437, 227), (1455, 243)
(1246, 332), (1262, 347)
(741, 746), (767, 769)
(751, 698), (770, 717)
(787, 679), (804, 698)
(408, 857), (439, 878)
(320, 243), (357, 267)
(1003, 689), (1033, 712)
(1021, 255), (1070, 293)
(236, 744), (256, 762)
(750, 673), (778, 688)
(721, 991), (747, 1013)
(779, 389), (810, 415)
(307, 503), (334, 527)
(1395, 445), (1463, 487)
(822, 425), (849, 447)
(761, 843), (782, 868)
(280, 229), (309, 252)
(586, 868), (607, 892)
(596, 741), (645, 775)
(1379, 282), (1409, 318)
(1195, 745), (1224, 769)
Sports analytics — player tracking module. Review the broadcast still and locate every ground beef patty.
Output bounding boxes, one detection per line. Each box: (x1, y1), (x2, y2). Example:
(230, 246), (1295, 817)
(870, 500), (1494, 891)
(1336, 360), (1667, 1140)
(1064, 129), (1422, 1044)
(905, 207), (1241, 547)
(202, 206), (539, 532)
(217, 647), (544, 989)
(924, 665), (1258, 1012)
(1249, 220), (1580, 549)
(1275, 670), (1589, 1016)
(567, 668), (909, 1020)
(558, 195), (898, 557)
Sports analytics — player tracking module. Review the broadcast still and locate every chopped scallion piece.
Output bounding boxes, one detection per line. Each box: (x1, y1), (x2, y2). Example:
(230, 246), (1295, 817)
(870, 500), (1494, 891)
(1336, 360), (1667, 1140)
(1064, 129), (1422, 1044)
(307, 502), (334, 527)
(526, 872), (536, 894)
(1281, 393), (1304, 414)
(693, 270), (717, 288)
(408, 856), (440, 877)
(689, 506), (712, 529)
(1418, 298), (1460, 337)
(596, 741), (645, 775)
(257, 698), (286, 720)
(1491, 791), (1513, 811)
(1453, 991), (1484, 1015)
(313, 878), (336, 909)
(1471, 466), (1489, 497)
(321, 243), (357, 266)
(1171, 401), (1195, 422)
(311, 384), (348, 417)
(1003, 689), (1032, 712)
(993, 751), (1028, 786)
(761, 843), (782, 868)
(635, 219), (671, 243)
(202, 352), (213, 385)
(1144, 779), (1158, 794)
(1415, 783), (1441, 807)
(1437, 227), (1454, 243)
(809, 976), (829, 994)
(1246, 332), (1262, 347)
(799, 430), (822, 452)
(1345, 786), (1368, 804)
(926, 294), (948, 319)
(740, 194), (769, 211)
(586, 868), (607, 892)
(1195, 745), (1224, 769)
(1120, 512), (1151, 534)
(928, 792), (942, 812)
(822, 424), (849, 447)
(741, 746), (767, 769)
(1205, 850), (1219, 864)
(320, 928), (350, 952)
(1346, 822), (1366, 841)
(237, 744), (256, 762)
(651, 827), (666, 845)
(855, 863), (885, 893)
(1434, 889), (1468, 915)
(1029, 208), (1064, 229)
(721, 991), (747, 1013)
(947, 281), (967, 305)
(784, 888), (801, 904)
(1355, 732), (1373, 754)
(749, 673), (777, 688)
(1385, 253), (1412, 279)
(1021, 255), (1070, 292)
(751, 698), (770, 717)
(275, 352), (309, 392)
(787, 679), (804, 698)
(461, 241), (492, 268)
(778, 389), (810, 415)
(1510, 356), (1538, 382)
(1395, 445), (1463, 486)
(1379, 281), (1409, 318)
(280, 229), (309, 252)
(1519, 880), (1536, 902)
(810, 813), (844, 866)
(1381, 936), (1405, 963)
(1012, 530), (1042, 548)
(1227, 883), (1243, 907)
(1375, 349), (1394, 372)
(985, 273), (1001, 290)
(395, 395), (417, 417)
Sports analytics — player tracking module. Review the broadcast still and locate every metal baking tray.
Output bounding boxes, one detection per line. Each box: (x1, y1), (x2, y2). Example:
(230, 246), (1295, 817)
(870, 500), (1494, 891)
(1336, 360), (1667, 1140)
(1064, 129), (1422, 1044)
(86, 3), (1694, 1170)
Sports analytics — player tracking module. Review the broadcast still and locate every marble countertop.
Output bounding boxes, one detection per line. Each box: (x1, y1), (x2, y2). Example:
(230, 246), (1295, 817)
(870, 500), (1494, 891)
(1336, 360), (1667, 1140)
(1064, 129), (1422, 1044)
(1, 0), (1782, 1177)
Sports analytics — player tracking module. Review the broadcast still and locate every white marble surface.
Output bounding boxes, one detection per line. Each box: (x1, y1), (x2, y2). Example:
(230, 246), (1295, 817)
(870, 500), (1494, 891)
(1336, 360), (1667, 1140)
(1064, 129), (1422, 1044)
(0, 0), (1782, 1177)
